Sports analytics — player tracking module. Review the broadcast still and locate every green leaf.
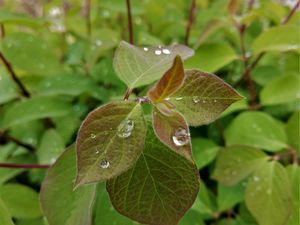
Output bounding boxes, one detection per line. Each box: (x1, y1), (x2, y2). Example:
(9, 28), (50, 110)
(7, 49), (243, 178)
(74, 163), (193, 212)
(252, 65), (281, 86)
(2, 96), (72, 128)
(75, 101), (147, 186)
(220, 99), (249, 118)
(106, 125), (199, 225)
(179, 209), (205, 225)
(113, 41), (194, 88)
(286, 165), (300, 225)
(1, 32), (62, 75)
(217, 182), (245, 212)
(169, 70), (243, 126)
(252, 26), (300, 54)
(0, 70), (19, 105)
(224, 111), (287, 152)
(37, 129), (65, 164)
(0, 183), (42, 219)
(152, 108), (193, 161)
(16, 218), (46, 225)
(260, 74), (299, 105)
(212, 146), (268, 186)
(185, 43), (237, 72)
(148, 56), (185, 102)
(191, 138), (219, 169)
(0, 10), (44, 27)
(245, 161), (292, 225)
(0, 198), (14, 225)
(40, 145), (96, 225)
(286, 111), (300, 153)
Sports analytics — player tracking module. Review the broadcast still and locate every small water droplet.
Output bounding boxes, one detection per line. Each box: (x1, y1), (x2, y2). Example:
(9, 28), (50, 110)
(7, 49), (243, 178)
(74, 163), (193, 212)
(162, 48), (171, 54)
(253, 176), (260, 182)
(90, 133), (96, 139)
(154, 50), (162, 55)
(95, 149), (100, 154)
(202, 100), (206, 103)
(143, 47), (149, 52)
(172, 127), (190, 146)
(214, 99), (217, 103)
(158, 45), (162, 49)
(100, 159), (110, 169)
(175, 97), (183, 101)
(192, 96), (200, 103)
(165, 97), (170, 101)
(117, 119), (134, 138)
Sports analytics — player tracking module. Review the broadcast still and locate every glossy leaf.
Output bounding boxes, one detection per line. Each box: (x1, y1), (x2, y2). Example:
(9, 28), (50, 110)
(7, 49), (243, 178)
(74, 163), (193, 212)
(152, 107), (192, 161)
(286, 111), (300, 153)
(0, 198), (14, 225)
(40, 145), (96, 225)
(113, 41), (194, 88)
(107, 125), (199, 225)
(169, 70), (243, 126)
(148, 56), (185, 102)
(252, 26), (300, 54)
(245, 161), (292, 225)
(75, 101), (146, 186)
(224, 111), (287, 152)
(212, 146), (269, 186)
(0, 70), (19, 105)
(260, 74), (299, 105)
(2, 96), (72, 128)
(0, 183), (42, 219)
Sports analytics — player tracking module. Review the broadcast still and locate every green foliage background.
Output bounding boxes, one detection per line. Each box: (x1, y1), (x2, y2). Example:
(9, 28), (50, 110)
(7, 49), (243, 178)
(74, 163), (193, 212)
(0, 0), (299, 225)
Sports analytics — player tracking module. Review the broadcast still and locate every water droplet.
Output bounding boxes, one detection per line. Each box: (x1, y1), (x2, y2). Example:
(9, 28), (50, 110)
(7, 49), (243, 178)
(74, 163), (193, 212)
(95, 150), (100, 154)
(175, 97), (183, 101)
(158, 45), (162, 49)
(154, 50), (162, 55)
(202, 100), (206, 103)
(143, 47), (148, 52)
(90, 133), (96, 139)
(253, 176), (260, 182)
(95, 40), (102, 46)
(117, 119), (134, 138)
(165, 97), (170, 101)
(100, 159), (110, 169)
(172, 127), (190, 146)
(162, 48), (171, 55)
(213, 99), (218, 103)
(192, 96), (200, 103)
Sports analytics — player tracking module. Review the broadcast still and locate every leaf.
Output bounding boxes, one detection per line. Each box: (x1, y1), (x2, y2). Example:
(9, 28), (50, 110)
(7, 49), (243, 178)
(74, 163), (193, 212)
(0, 183), (42, 219)
(75, 101), (146, 186)
(224, 111), (287, 152)
(169, 70), (243, 126)
(252, 65), (281, 86)
(217, 182), (245, 212)
(106, 125), (199, 225)
(37, 129), (65, 164)
(0, 198), (14, 225)
(152, 107), (192, 161)
(286, 165), (300, 225)
(179, 209), (205, 225)
(0, 70), (19, 105)
(212, 146), (269, 186)
(245, 161), (292, 225)
(0, 10), (44, 27)
(1, 32), (62, 75)
(16, 218), (46, 225)
(185, 43), (237, 73)
(252, 26), (300, 54)
(191, 138), (219, 169)
(113, 41), (194, 88)
(2, 96), (72, 128)
(40, 145), (96, 225)
(286, 111), (300, 153)
(260, 74), (299, 105)
(148, 56), (185, 102)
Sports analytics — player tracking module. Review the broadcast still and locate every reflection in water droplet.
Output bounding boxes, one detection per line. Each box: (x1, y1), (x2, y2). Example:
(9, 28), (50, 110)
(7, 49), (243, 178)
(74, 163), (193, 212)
(117, 119), (134, 138)
(172, 127), (190, 147)
(155, 50), (162, 55)
(175, 97), (183, 101)
(90, 133), (96, 139)
(100, 159), (110, 169)
(192, 96), (200, 103)
(162, 49), (171, 54)
(143, 47), (149, 52)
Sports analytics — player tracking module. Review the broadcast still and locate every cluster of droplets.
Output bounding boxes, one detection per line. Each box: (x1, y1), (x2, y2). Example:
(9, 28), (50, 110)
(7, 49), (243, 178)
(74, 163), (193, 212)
(117, 119), (134, 138)
(192, 96), (218, 104)
(172, 127), (190, 146)
(143, 45), (171, 56)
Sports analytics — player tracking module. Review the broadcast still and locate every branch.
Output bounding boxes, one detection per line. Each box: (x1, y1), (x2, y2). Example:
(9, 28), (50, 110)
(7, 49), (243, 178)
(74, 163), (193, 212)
(0, 163), (50, 169)
(125, 0), (134, 44)
(0, 130), (35, 152)
(184, 0), (196, 45)
(282, 0), (300, 25)
(0, 52), (30, 97)
(0, 24), (5, 38)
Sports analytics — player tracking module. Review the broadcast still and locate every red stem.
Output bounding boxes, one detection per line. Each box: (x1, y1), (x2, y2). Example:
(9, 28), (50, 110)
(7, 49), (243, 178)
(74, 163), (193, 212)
(184, 0), (196, 45)
(0, 163), (50, 169)
(125, 0), (134, 44)
(282, 0), (300, 25)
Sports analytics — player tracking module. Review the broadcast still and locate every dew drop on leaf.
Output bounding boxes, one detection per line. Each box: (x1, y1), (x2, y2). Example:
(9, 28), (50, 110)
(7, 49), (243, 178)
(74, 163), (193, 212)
(143, 47), (149, 52)
(100, 159), (110, 169)
(172, 127), (190, 147)
(154, 49), (162, 55)
(162, 48), (171, 54)
(95, 149), (100, 154)
(202, 100), (206, 103)
(213, 99), (218, 103)
(117, 119), (134, 138)
(192, 96), (200, 103)
(175, 97), (183, 101)
(90, 133), (96, 139)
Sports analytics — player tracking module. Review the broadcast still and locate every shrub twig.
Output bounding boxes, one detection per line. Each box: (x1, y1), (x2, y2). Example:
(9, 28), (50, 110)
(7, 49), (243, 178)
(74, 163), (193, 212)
(125, 0), (134, 44)
(184, 0), (196, 45)
(0, 163), (50, 169)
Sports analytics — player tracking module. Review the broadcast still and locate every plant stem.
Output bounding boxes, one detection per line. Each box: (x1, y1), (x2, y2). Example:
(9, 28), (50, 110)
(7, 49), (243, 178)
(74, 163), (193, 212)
(0, 163), (50, 169)
(125, 0), (134, 44)
(0, 24), (5, 38)
(0, 52), (30, 97)
(282, 0), (300, 25)
(84, 0), (92, 37)
(123, 88), (132, 100)
(184, 0), (196, 45)
(0, 130), (35, 152)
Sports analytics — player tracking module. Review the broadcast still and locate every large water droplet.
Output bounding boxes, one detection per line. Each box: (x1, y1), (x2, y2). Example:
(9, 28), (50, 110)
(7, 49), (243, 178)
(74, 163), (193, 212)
(154, 50), (162, 55)
(172, 127), (190, 146)
(162, 48), (171, 55)
(90, 133), (96, 139)
(100, 159), (110, 169)
(117, 119), (134, 138)
(192, 96), (200, 103)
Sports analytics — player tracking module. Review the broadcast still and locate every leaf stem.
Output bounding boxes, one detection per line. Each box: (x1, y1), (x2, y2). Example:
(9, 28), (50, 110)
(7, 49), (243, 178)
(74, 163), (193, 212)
(184, 0), (197, 45)
(0, 163), (50, 169)
(125, 0), (134, 44)
(0, 130), (35, 152)
(282, 0), (300, 25)
(123, 88), (132, 100)
(83, 0), (92, 37)
(0, 52), (31, 97)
